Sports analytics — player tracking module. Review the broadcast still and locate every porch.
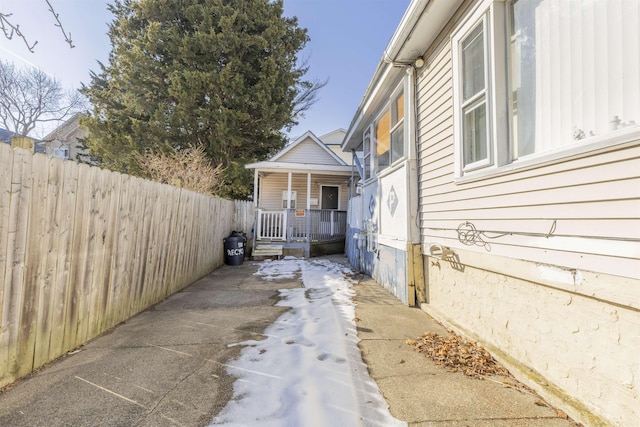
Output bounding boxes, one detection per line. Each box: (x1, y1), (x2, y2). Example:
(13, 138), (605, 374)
(254, 208), (347, 258)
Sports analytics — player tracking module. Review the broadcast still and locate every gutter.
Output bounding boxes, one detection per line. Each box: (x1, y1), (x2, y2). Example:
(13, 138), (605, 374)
(383, 0), (431, 65)
(342, 0), (431, 150)
(342, 0), (464, 151)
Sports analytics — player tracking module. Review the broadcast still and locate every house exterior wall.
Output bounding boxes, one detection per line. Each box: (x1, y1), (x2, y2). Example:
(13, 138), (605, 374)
(346, 195), (362, 268)
(414, 2), (640, 425)
(42, 115), (90, 162)
(360, 165), (409, 304)
(277, 138), (338, 164)
(258, 173), (348, 211)
(425, 252), (637, 427)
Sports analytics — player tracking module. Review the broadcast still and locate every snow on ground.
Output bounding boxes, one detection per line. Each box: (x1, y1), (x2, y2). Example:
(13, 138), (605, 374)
(210, 257), (407, 427)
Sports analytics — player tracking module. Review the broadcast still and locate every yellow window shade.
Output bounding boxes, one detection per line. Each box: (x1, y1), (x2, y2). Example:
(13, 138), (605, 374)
(395, 93), (404, 124)
(376, 110), (390, 156)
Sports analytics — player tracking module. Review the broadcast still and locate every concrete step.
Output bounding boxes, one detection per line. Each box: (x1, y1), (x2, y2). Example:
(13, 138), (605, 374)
(253, 244), (283, 259)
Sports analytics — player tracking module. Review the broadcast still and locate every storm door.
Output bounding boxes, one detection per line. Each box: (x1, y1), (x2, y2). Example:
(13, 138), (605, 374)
(321, 186), (339, 210)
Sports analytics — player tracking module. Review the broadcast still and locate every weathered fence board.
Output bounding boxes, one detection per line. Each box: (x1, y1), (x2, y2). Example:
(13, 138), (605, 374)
(49, 160), (78, 361)
(38, 160), (64, 367)
(0, 145), (237, 388)
(31, 155), (54, 371)
(2, 149), (32, 382)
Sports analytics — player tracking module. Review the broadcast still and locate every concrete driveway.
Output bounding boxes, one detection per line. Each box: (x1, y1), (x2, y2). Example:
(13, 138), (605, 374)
(0, 260), (300, 427)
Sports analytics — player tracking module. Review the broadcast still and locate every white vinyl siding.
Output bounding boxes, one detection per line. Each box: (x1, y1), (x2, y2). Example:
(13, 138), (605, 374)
(417, 27), (640, 279)
(259, 173), (348, 211)
(277, 138), (339, 165)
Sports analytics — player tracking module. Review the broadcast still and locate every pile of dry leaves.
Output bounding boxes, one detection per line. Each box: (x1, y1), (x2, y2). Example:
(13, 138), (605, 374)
(406, 331), (512, 379)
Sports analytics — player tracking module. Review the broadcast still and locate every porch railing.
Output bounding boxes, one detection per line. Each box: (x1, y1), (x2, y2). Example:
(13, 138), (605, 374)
(256, 209), (346, 242)
(256, 209), (286, 240)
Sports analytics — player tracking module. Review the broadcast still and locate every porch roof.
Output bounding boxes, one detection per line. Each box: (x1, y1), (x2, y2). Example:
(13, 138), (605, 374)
(245, 160), (353, 175)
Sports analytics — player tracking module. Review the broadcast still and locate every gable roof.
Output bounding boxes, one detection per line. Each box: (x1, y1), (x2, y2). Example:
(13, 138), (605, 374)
(42, 112), (86, 144)
(270, 131), (347, 165)
(245, 130), (353, 174)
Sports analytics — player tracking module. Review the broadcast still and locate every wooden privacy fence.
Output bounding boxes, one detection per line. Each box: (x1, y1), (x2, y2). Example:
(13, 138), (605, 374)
(232, 200), (255, 235)
(0, 144), (238, 388)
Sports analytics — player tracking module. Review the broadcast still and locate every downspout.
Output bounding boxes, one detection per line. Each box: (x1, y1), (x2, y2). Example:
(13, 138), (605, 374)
(379, 0), (430, 305)
(408, 62), (426, 305)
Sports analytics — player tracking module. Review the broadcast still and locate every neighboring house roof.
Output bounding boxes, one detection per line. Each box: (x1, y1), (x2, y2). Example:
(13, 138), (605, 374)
(41, 112), (86, 143)
(318, 129), (351, 164)
(318, 129), (346, 146)
(40, 113), (91, 161)
(0, 127), (45, 153)
(0, 128), (13, 143)
(246, 130), (353, 174)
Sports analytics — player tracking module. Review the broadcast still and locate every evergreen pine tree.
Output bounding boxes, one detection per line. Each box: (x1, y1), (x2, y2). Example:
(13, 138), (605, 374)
(82, 0), (322, 199)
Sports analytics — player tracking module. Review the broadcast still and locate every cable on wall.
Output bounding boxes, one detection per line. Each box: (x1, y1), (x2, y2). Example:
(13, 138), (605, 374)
(424, 219), (639, 252)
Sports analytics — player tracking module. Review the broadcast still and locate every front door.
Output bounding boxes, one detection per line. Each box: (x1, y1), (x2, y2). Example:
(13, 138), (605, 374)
(321, 186), (339, 210)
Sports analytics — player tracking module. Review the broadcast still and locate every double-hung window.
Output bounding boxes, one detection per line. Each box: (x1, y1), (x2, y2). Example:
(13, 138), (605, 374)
(390, 91), (405, 164)
(453, 0), (640, 177)
(460, 20), (490, 170)
(374, 86), (405, 175)
(282, 191), (296, 209)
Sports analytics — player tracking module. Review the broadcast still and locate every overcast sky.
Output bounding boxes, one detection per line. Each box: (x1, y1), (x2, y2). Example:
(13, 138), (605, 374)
(0, 0), (410, 139)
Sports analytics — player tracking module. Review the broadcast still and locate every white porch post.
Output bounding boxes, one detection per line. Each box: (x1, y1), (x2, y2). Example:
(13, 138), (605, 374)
(287, 172), (292, 209)
(286, 172), (292, 243)
(253, 169), (259, 207)
(306, 172), (311, 244)
(306, 172), (311, 209)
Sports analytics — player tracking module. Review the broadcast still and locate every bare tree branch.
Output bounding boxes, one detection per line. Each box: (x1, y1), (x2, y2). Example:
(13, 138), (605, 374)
(44, 0), (74, 49)
(0, 12), (38, 52)
(0, 0), (74, 52)
(0, 59), (85, 136)
(136, 145), (226, 196)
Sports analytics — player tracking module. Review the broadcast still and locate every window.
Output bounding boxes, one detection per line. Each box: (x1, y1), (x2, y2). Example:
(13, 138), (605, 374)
(281, 190), (296, 209)
(363, 128), (372, 181)
(372, 86), (406, 176)
(460, 21), (489, 169)
(359, 84), (406, 181)
(453, 0), (640, 177)
(375, 110), (390, 172)
(54, 146), (69, 160)
(390, 92), (405, 164)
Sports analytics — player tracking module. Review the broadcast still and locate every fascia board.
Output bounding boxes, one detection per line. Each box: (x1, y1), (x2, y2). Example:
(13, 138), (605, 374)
(245, 161), (353, 174)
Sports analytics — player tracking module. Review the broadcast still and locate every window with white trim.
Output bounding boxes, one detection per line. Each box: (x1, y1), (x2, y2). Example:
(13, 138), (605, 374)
(390, 91), (405, 164)
(453, 0), (640, 177)
(460, 20), (489, 170)
(363, 127), (372, 181)
(281, 190), (296, 209)
(359, 84), (406, 181)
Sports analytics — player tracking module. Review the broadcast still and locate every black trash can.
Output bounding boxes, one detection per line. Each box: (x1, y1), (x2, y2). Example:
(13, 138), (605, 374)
(223, 231), (246, 266)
